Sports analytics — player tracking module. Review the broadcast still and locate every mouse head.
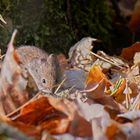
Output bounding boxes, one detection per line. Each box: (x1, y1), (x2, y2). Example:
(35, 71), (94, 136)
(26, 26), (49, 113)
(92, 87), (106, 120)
(27, 54), (56, 94)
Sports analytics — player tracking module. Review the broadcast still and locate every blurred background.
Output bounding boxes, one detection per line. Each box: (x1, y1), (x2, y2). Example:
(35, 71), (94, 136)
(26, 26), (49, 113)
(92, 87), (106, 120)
(0, 0), (139, 55)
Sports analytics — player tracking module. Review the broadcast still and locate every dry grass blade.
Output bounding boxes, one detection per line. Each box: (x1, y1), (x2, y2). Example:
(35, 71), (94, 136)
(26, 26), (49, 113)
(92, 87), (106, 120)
(0, 54), (5, 59)
(54, 77), (66, 94)
(125, 93), (129, 109)
(129, 93), (140, 111)
(125, 93), (131, 109)
(0, 14), (7, 24)
(90, 51), (123, 69)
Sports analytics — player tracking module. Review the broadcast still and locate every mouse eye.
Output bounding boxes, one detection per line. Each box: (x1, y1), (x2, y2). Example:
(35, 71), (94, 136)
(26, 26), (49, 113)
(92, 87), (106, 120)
(42, 78), (46, 84)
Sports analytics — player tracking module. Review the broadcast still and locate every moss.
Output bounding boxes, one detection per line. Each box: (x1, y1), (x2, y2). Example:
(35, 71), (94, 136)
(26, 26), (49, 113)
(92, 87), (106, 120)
(0, 0), (113, 54)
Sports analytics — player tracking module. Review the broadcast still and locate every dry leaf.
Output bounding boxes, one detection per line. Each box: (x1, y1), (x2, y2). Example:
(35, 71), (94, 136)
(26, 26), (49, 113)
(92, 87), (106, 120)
(96, 51), (128, 69)
(86, 65), (112, 88)
(48, 95), (92, 137)
(48, 97), (77, 120)
(117, 110), (140, 121)
(84, 79), (120, 112)
(0, 115), (41, 139)
(0, 30), (29, 114)
(120, 121), (140, 140)
(129, 0), (140, 32)
(68, 37), (97, 71)
(68, 112), (92, 137)
(13, 96), (70, 134)
(13, 95), (81, 135)
(75, 90), (113, 139)
(110, 78), (126, 103)
(13, 96), (62, 124)
(63, 69), (86, 90)
(69, 37), (96, 59)
(120, 42), (140, 61)
(133, 52), (140, 64)
(57, 53), (70, 70)
(106, 122), (127, 140)
(106, 121), (140, 140)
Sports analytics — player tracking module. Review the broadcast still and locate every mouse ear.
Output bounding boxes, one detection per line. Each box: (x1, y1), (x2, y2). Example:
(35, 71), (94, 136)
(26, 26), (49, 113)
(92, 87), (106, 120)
(47, 54), (55, 65)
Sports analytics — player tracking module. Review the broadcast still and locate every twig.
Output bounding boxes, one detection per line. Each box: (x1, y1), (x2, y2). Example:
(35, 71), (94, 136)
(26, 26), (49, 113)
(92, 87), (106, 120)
(90, 51), (123, 69)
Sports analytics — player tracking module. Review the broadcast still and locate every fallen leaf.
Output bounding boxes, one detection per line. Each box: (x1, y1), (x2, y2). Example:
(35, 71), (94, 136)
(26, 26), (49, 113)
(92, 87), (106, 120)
(13, 96), (65, 125)
(107, 117), (140, 140)
(48, 95), (92, 137)
(69, 37), (96, 59)
(120, 42), (140, 61)
(117, 110), (140, 122)
(57, 53), (70, 70)
(68, 112), (92, 137)
(68, 37), (97, 71)
(55, 133), (89, 140)
(110, 78), (126, 103)
(133, 52), (140, 64)
(120, 121), (140, 140)
(16, 94), (93, 137)
(0, 30), (29, 114)
(75, 90), (113, 139)
(85, 79), (120, 111)
(129, 0), (140, 32)
(0, 115), (40, 139)
(63, 69), (86, 90)
(96, 51), (128, 70)
(106, 122), (127, 140)
(86, 65), (112, 88)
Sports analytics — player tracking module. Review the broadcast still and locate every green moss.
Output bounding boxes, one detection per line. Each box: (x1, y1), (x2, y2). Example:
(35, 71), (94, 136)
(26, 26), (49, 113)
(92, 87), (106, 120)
(0, 0), (113, 54)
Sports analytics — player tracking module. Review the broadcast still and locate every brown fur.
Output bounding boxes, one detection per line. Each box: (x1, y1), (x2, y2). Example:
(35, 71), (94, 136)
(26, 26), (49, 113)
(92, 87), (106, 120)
(16, 46), (57, 93)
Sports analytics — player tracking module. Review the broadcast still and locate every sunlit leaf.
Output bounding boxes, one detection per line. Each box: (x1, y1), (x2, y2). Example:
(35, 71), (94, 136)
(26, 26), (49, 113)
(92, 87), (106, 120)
(121, 42), (140, 61)
(86, 65), (112, 88)
(111, 78), (126, 96)
(0, 30), (29, 115)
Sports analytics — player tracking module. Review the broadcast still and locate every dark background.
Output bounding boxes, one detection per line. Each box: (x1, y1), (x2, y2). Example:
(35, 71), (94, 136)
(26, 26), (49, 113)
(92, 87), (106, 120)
(0, 0), (138, 56)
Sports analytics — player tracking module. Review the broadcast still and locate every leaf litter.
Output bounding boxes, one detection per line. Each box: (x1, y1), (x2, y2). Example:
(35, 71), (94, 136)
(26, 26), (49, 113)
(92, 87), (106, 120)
(0, 31), (140, 140)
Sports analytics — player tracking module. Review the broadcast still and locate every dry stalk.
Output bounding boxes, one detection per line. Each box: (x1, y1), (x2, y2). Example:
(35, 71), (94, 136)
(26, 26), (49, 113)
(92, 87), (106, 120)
(125, 92), (131, 109)
(90, 51), (123, 69)
(54, 77), (66, 94)
(125, 93), (129, 109)
(129, 93), (140, 111)
(0, 54), (5, 59)
(0, 14), (7, 24)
